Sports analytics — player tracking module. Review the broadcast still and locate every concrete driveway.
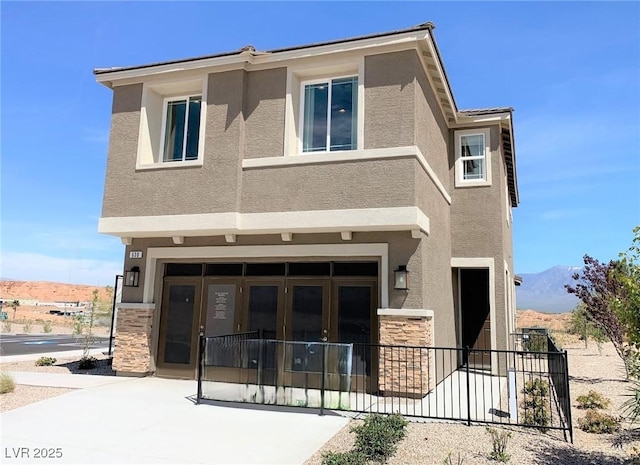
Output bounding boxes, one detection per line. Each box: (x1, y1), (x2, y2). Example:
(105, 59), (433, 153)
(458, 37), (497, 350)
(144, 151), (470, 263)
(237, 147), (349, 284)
(1, 376), (348, 464)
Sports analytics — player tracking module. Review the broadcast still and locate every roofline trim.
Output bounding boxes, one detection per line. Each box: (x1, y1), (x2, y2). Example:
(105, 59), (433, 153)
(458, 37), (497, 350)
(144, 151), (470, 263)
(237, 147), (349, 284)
(94, 23), (434, 81)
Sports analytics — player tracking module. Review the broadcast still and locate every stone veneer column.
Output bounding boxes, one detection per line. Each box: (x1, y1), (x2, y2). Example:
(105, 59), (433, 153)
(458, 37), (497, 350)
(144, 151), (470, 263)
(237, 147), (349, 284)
(113, 303), (155, 375)
(377, 309), (434, 398)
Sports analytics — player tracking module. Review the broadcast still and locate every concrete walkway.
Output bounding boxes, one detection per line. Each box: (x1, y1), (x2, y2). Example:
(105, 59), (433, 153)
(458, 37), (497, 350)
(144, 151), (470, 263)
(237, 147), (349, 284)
(1, 375), (348, 464)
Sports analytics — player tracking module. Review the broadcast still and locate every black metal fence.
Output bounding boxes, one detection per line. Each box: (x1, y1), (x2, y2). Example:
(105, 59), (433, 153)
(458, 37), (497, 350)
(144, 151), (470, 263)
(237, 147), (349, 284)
(197, 332), (572, 442)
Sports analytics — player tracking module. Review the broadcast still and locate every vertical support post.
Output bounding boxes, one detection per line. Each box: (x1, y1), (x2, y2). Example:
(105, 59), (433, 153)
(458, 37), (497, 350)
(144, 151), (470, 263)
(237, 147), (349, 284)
(465, 346), (471, 426)
(196, 331), (205, 405)
(563, 350), (573, 444)
(320, 343), (327, 416)
(107, 274), (122, 358)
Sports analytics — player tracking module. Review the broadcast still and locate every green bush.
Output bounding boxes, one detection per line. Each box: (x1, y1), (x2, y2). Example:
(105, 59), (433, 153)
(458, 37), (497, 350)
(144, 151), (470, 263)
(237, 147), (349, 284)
(35, 357), (57, 366)
(485, 427), (511, 462)
(576, 390), (610, 410)
(43, 321), (53, 333)
(0, 372), (16, 394)
(351, 413), (408, 464)
(521, 378), (550, 432)
(522, 333), (548, 353)
(321, 451), (368, 465)
(1, 321), (12, 333)
(622, 379), (640, 423)
(78, 356), (98, 369)
(22, 320), (32, 333)
(578, 410), (621, 434)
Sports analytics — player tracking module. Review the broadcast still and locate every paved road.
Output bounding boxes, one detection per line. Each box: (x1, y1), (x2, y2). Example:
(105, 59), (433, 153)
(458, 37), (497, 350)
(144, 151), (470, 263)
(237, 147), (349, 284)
(0, 334), (110, 356)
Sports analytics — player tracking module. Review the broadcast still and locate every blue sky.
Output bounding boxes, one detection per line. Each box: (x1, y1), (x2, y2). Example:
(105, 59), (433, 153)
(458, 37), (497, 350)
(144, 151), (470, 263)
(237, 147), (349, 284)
(1, 2), (639, 285)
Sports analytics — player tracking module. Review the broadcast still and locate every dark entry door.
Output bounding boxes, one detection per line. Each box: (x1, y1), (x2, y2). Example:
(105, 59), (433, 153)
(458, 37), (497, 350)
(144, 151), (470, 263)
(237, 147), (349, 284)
(332, 280), (377, 391)
(156, 278), (202, 378)
(284, 279), (330, 388)
(460, 268), (491, 369)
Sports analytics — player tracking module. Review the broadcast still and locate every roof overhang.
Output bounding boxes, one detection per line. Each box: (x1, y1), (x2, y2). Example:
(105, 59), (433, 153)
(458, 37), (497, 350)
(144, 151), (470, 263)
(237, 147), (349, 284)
(455, 108), (520, 207)
(94, 22), (459, 126)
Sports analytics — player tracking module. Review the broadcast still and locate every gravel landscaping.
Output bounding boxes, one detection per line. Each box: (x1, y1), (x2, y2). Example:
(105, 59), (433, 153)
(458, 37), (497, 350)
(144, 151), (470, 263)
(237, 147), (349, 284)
(305, 340), (640, 465)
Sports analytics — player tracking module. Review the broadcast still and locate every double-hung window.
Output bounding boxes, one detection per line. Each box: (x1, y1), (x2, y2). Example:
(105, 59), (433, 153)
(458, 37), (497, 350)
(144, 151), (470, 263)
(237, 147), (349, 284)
(301, 76), (358, 153)
(161, 95), (202, 163)
(455, 128), (491, 186)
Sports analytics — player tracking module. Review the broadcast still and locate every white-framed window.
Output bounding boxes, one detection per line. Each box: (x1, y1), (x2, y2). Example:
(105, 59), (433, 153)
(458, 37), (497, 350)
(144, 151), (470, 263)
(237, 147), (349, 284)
(136, 77), (207, 170)
(160, 95), (202, 163)
(284, 58), (364, 157)
(454, 128), (491, 187)
(300, 76), (358, 153)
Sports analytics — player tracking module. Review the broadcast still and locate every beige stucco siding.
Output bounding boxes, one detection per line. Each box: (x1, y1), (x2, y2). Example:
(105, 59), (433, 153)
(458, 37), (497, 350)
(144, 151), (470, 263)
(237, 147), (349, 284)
(102, 72), (247, 218)
(101, 84), (143, 218)
(415, 168), (456, 347)
(240, 157), (417, 213)
(244, 67), (287, 159)
(364, 51), (416, 149)
(414, 56), (450, 190)
(449, 125), (511, 349)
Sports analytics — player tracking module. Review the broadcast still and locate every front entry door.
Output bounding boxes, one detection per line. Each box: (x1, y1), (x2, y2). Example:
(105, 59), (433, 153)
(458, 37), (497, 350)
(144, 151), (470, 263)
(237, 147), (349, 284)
(156, 278), (202, 378)
(284, 279), (330, 388)
(460, 268), (491, 370)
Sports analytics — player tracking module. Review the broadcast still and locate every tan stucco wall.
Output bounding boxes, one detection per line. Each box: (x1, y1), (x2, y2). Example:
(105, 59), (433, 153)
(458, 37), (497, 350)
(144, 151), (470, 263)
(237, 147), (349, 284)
(240, 157), (417, 213)
(364, 51), (416, 149)
(244, 67), (287, 159)
(414, 54), (450, 188)
(449, 124), (511, 349)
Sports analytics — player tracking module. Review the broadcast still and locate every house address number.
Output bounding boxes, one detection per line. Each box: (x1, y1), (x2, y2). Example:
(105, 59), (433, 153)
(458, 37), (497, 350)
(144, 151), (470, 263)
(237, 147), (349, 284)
(129, 251), (143, 259)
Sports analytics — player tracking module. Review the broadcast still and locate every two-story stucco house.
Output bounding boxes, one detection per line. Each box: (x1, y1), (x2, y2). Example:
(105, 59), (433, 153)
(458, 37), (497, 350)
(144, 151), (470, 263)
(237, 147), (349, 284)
(95, 22), (519, 380)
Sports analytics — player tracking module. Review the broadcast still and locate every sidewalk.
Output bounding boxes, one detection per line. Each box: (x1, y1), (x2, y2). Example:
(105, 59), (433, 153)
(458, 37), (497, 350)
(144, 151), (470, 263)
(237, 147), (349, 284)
(1, 375), (348, 464)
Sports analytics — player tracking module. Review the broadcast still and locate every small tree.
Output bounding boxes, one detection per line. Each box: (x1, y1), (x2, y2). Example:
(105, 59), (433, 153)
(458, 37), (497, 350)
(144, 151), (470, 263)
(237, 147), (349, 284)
(77, 290), (98, 369)
(566, 255), (629, 373)
(10, 300), (20, 320)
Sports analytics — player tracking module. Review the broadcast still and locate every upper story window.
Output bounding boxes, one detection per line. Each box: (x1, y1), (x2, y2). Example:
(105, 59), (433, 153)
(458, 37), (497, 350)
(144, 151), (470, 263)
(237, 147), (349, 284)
(454, 128), (492, 187)
(301, 76), (358, 153)
(284, 59), (364, 157)
(161, 95), (202, 162)
(137, 78), (207, 170)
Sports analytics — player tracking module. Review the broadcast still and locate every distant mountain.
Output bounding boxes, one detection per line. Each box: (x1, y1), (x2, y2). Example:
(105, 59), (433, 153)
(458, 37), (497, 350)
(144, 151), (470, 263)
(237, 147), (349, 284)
(515, 266), (582, 313)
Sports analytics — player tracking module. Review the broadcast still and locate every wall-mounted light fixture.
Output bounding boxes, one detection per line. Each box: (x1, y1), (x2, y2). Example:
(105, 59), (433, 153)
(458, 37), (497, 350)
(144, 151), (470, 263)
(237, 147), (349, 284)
(394, 265), (409, 290)
(124, 266), (140, 287)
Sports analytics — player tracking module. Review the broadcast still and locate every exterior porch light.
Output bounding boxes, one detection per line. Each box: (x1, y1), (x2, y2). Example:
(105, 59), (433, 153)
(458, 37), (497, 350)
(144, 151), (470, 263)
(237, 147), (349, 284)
(124, 266), (140, 287)
(393, 265), (409, 290)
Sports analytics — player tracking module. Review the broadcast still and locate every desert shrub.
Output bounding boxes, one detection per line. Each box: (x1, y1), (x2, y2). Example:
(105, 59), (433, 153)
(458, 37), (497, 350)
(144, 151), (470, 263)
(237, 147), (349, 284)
(485, 427), (511, 462)
(22, 320), (32, 333)
(622, 379), (640, 423)
(443, 451), (465, 465)
(35, 356), (57, 366)
(78, 356), (98, 369)
(578, 410), (621, 434)
(521, 378), (550, 432)
(351, 413), (408, 464)
(321, 451), (368, 465)
(42, 321), (53, 333)
(1, 321), (12, 332)
(72, 316), (83, 337)
(522, 333), (548, 353)
(0, 372), (16, 394)
(576, 390), (610, 410)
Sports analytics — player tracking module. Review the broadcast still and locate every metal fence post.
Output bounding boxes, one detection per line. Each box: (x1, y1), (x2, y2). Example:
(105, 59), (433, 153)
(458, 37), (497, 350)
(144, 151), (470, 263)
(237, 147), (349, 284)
(320, 343), (327, 416)
(465, 346), (471, 426)
(196, 331), (204, 405)
(563, 349), (574, 443)
(107, 274), (122, 358)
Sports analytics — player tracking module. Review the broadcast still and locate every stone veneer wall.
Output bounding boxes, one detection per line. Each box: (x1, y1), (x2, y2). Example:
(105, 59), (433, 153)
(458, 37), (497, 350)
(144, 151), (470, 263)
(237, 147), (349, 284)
(378, 311), (433, 398)
(113, 307), (154, 374)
